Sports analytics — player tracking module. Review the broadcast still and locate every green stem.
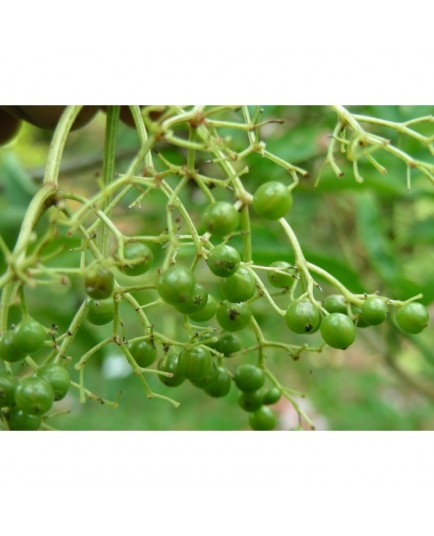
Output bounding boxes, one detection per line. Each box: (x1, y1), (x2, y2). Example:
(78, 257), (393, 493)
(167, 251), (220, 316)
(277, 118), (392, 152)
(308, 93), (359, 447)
(0, 107), (82, 332)
(306, 262), (364, 305)
(245, 266), (285, 316)
(0, 183), (57, 331)
(160, 180), (203, 253)
(263, 149), (309, 177)
(148, 392), (181, 408)
(70, 381), (120, 408)
(43, 106), (83, 186)
(265, 367), (316, 430)
(353, 113), (433, 146)
(12, 183), (58, 262)
(187, 127), (197, 172)
(75, 337), (112, 369)
(279, 218), (317, 301)
(330, 105), (364, 133)
(123, 292), (151, 329)
(239, 206), (252, 263)
(18, 285), (29, 319)
(129, 105), (154, 169)
(249, 315), (266, 368)
(99, 106), (120, 256)
(54, 299), (89, 364)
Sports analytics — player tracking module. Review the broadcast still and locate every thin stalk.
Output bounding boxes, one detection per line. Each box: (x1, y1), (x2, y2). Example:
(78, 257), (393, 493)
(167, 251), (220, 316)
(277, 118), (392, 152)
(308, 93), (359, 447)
(99, 106), (120, 256)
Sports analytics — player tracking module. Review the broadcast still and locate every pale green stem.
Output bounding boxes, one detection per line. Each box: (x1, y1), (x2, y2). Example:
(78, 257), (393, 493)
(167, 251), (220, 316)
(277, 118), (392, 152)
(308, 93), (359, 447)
(129, 105), (154, 169)
(70, 381), (120, 408)
(75, 337), (113, 369)
(54, 299), (89, 364)
(353, 113), (433, 146)
(43, 106), (83, 185)
(99, 106), (120, 256)
(245, 266), (286, 316)
(279, 218), (317, 301)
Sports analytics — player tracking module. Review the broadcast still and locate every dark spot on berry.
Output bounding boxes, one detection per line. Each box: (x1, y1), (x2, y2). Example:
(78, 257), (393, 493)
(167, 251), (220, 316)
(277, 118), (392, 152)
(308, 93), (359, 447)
(229, 309), (240, 321)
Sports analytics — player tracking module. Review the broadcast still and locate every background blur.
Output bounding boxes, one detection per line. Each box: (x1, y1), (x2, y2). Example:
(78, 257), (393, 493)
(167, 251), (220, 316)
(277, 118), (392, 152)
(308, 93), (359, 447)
(1, 105), (433, 430)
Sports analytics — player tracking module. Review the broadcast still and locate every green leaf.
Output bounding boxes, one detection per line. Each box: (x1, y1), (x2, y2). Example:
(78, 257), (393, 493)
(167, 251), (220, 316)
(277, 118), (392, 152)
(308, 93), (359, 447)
(0, 152), (38, 206)
(356, 192), (422, 299)
(406, 218), (434, 244)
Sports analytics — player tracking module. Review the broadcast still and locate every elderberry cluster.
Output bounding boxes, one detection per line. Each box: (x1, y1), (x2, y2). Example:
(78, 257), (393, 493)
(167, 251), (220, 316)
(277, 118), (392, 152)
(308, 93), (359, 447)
(0, 105), (431, 431)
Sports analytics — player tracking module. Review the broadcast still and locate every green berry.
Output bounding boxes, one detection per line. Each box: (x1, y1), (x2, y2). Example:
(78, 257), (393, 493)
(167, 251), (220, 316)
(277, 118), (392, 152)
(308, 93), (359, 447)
(361, 297), (388, 326)
(396, 302), (429, 334)
(158, 353), (185, 387)
(189, 294), (217, 322)
(0, 372), (17, 407)
(215, 332), (242, 357)
(13, 319), (46, 354)
(216, 302), (252, 332)
(207, 244), (240, 277)
(87, 298), (114, 325)
(202, 202), (240, 237)
(204, 367), (232, 398)
(252, 181), (292, 220)
(8, 409), (42, 431)
(37, 364), (71, 401)
(220, 267), (256, 303)
(0, 330), (26, 362)
(84, 266), (114, 300)
(175, 284), (208, 315)
(352, 306), (370, 328)
(285, 300), (321, 334)
(178, 347), (213, 381)
(15, 377), (55, 416)
(157, 265), (195, 305)
(234, 364), (265, 393)
(122, 242), (153, 276)
(263, 387), (281, 405)
(238, 390), (264, 412)
(249, 406), (277, 430)
(267, 261), (295, 289)
(320, 313), (356, 349)
(129, 339), (158, 368)
(190, 361), (218, 389)
(323, 294), (347, 314)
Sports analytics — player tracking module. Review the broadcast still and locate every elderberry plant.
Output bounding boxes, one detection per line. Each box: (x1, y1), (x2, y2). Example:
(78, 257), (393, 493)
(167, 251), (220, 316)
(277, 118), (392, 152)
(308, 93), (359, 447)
(0, 105), (432, 431)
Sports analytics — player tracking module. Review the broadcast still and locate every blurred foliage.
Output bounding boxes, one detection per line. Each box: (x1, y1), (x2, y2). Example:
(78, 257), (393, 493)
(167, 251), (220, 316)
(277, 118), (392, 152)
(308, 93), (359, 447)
(1, 105), (433, 430)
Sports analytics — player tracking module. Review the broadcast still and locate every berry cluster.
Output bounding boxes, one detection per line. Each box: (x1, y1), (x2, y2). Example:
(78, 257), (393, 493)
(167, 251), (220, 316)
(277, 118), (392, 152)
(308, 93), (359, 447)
(0, 319), (70, 429)
(0, 105), (431, 431)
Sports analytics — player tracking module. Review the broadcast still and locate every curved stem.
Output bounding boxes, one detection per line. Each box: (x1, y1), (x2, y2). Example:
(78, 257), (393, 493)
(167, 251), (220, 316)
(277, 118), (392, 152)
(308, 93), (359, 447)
(245, 266), (286, 316)
(0, 107), (83, 332)
(43, 106), (83, 186)
(265, 366), (316, 430)
(129, 105), (154, 169)
(279, 218), (317, 301)
(306, 262), (363, 305)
